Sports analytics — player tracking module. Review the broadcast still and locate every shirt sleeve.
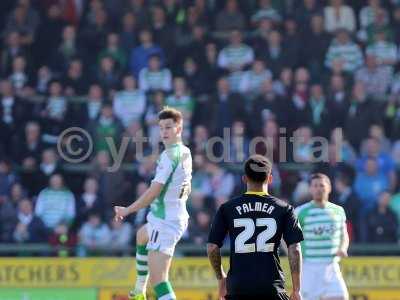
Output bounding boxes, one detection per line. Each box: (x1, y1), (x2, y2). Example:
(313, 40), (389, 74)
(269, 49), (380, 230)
(152, 152), (173, 185)
(208, 205), (229, 248)
(341, 207), (347, 229)
(283, 206), (304, 246)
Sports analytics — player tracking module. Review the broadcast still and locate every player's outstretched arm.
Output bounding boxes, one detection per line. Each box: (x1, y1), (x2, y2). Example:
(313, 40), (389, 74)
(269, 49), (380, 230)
(114, 182), (164, 221)
(207, 243), (226, 300)
(288, 243), (302, 300)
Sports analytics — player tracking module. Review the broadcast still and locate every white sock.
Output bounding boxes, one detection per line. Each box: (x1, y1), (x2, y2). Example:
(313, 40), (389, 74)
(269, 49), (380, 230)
(134, 274), (149, 293)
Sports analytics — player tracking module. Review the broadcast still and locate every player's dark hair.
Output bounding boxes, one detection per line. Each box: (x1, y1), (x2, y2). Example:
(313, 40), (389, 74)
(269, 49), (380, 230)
(244, 155), (272, 183)
(158, 106), (183, 124)
(309, 173), (331, 185)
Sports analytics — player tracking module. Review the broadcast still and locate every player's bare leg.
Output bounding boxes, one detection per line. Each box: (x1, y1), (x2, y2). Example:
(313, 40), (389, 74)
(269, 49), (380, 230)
(148, 251), (176, 300)
(129, 224), (149, 300)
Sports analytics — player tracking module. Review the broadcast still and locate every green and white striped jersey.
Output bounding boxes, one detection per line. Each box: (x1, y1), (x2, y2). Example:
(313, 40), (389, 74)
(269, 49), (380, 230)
(138, 68), (172, 92)
(150, 142), (192, 222)
(359, 6), (388, 29)
(165, 94), (195, 115)
(295, 201), (346, 263)
(35, 188), (76, 229)
(366, 41), (398, 65)
(325, 41), (363, 73)
(217, 44), (254, 69)
(113, 90), (146, 127)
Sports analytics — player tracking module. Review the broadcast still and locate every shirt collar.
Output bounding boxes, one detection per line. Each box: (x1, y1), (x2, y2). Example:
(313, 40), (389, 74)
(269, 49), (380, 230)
(166, 141), (182, 148)
(245, 191), (269, 196)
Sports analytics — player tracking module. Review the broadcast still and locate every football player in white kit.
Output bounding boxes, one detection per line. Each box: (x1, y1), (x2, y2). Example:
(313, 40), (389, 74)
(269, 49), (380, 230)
(295, 173), (349, 300)
(114, 107), (192, 300)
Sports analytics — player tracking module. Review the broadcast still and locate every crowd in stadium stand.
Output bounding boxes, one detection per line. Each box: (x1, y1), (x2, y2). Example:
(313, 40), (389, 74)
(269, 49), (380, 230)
(1, 0), (400, 255)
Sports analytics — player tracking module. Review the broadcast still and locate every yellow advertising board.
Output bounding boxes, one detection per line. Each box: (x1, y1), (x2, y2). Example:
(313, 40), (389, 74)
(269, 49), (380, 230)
(0, 257), (400, 294)
(0, 257), (227, 288)
(98, 288), (400, 300)
(349, 290), (400, 300)
(341, 257), (400, 289)
(98, 288), (217, 300)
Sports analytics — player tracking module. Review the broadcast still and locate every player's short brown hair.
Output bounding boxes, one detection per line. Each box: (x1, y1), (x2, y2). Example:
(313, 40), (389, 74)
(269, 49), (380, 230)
(158, 106), (183, 124)
(244, 154), (272, 183)
(309, 173), (331, 186)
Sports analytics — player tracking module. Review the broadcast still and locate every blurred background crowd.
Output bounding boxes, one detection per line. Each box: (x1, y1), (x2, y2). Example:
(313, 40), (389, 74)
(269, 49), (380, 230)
(1, 0), (400, 256)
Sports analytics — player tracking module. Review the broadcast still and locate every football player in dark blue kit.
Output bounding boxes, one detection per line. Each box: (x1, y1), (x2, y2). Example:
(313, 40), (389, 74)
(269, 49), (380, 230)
(207, 155), (304, 300)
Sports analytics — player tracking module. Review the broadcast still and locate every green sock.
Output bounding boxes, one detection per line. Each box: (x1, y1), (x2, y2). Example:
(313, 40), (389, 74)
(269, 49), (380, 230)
(134, 244), (148, 293)
(154, 281), (176, 300)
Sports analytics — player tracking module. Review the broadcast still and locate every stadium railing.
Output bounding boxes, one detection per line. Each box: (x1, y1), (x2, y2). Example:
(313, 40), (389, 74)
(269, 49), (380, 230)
(0, 243), (399, 256)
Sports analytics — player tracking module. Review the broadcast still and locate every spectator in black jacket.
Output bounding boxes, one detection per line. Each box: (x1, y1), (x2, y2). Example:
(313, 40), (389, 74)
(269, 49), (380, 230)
(366, 191), (399, 243)
(294, 0), (324, 31)
(62, 59), (88, 96)
(13, 198), (48, 243)
(70, 84), (103, 127)
(326, 74), (348, 129)
(301, 14), (331, 79)
(0, 79), (31, 155)
(345, 82), (381, 151)
(251, 79), (283, 134)
(12, 121), (43, 165)
(0, 194), (17, 242)
(50, 25), (85, 73)
(188, 209), (212, 245)
(333, 172), (361, 241)
(74, 177), (103, 229)
(80, 9), (110, 64)
(309, 83), (332, 137)
(0, 159), (18, 198)
(94, 56), (120, 94)
(255, 30), (290, 77)
(1, 31), (28, 76)
(208, 77), (245, 137)
(32, 4), (66, 68)
(286, 81), (312, 133)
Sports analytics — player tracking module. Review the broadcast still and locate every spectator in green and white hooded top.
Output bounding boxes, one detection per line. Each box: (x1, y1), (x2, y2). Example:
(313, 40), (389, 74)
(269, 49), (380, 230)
(359, 0), (388, 29)
(325, 29), (363, 74)
(113, 74), (146, 128)
(251, 0), (281, 24)
(138, 54), (172, 92)
(366, 31), (398, 67)
(239, 59), (272, 97)
(35, 174), (75, 230)
(355, 54), (392, 101)
(218, 30), (254, 73)
(219, 30), (255, 92)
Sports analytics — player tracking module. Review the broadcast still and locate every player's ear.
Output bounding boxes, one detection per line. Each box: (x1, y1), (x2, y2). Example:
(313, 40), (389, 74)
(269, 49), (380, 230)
(267, 174), (273, 185)
(242, 175), (248, 184)
(177, 120), (183, 134)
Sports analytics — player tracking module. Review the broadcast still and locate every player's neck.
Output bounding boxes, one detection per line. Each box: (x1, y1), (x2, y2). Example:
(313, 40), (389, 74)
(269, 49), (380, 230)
(313, 198), (329, 207)
(246, 183), (268, 194)
(164, 137), (182, 147)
